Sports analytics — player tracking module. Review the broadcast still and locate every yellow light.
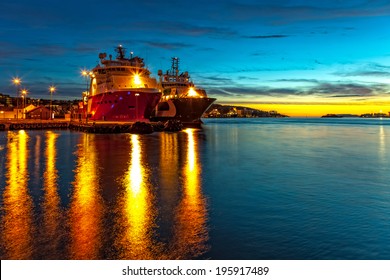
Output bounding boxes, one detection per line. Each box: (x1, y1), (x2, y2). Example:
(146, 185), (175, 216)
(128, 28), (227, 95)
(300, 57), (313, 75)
(134, 74), (142, 86)
(81, 70), (88, 77)
(49, 86), (56, 93)
(188, 87), (198, 97)
(13, 77), (21, 86)
(21, 89), (28, 96)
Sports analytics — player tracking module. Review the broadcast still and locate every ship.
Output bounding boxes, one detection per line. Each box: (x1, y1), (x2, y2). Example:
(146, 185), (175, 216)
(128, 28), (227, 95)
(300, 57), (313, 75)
(150, 57), (216, 125)
(85, 45), (161, 121)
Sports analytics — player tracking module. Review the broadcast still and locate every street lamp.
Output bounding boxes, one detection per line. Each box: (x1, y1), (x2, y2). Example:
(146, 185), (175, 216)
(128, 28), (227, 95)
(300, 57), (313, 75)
(12, 77), (21, 119)
(49, 86), (56, 120)
(81, 69), (90, 93)
(81, 69), (92, 123)
(21, 89), (28, 119)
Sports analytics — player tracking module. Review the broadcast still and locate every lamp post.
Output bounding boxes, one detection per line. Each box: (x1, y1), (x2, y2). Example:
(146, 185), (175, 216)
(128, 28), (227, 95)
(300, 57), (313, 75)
(49, 86), (56, 120)
(12, 78), (21, 119)
(21, 89), (28, 119)
(81, 70), (89, 90)
(81, 70), (91, 123)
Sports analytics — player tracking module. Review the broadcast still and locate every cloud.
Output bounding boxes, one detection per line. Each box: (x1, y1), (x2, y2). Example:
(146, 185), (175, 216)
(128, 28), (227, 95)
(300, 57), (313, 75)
(243, 35), (289, 39)
(273, 78), (319, 83)
(333, 63), (390, 77)
(207, 86), (304, 98)
(205, 80), (390, 101)
(337, 71), (390, 77)
(226, 1), (390, 24)
(133, 21), (237, 38)
(142, 41), (193, 50)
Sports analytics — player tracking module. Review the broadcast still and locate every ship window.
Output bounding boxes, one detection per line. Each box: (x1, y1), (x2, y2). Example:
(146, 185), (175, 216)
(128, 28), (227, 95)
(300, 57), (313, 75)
(128, 106), (135, 109)
(158, 102), (169, 111)
(109, 100), (112, 103)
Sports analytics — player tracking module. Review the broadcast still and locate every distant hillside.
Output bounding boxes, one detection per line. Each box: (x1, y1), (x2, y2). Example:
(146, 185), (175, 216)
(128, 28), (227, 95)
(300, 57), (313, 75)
(204, 104), (288, 118)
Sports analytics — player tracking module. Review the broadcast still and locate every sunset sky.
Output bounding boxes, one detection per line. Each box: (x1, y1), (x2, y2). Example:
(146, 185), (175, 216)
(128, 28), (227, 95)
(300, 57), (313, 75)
(1, 0), (390, 116)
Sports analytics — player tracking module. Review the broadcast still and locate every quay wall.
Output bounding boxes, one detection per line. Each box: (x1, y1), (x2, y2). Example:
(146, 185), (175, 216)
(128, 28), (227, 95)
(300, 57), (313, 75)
(0, 119), (187, 133)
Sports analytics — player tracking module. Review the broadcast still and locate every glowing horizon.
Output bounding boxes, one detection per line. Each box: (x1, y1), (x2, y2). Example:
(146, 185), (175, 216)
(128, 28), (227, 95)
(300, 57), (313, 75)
(225, 101), (390, 117)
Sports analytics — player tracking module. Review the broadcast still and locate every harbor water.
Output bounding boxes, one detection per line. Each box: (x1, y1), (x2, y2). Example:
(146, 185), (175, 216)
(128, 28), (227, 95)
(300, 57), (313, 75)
(0, 118), (389, 259)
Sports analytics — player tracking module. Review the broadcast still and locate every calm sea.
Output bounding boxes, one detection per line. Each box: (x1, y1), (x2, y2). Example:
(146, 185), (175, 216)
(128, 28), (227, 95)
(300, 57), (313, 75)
(0, 118), (389, 260)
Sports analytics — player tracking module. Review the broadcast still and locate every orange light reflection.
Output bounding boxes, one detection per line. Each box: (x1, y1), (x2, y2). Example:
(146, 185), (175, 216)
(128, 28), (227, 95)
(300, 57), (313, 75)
(171, 129), (208, 258)
(41, 131), (63, 258)
(2, 131), (34, 259)
(69, 134), (104, 259)
(115, 134), (158, 259)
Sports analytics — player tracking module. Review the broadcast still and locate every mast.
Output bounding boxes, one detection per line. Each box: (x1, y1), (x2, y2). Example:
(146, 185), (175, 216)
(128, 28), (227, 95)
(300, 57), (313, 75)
(171, 57), (179, 79)
(115, 45), (126, 60)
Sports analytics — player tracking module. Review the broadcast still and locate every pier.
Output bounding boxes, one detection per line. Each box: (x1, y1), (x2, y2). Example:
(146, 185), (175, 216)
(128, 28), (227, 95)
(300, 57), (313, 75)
(0, 119), (187, 133)
(0, 120), (69, 131)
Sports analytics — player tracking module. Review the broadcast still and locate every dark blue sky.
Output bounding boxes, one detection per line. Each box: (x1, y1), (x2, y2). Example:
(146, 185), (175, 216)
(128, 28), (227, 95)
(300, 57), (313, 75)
(1, 0), (390, 107)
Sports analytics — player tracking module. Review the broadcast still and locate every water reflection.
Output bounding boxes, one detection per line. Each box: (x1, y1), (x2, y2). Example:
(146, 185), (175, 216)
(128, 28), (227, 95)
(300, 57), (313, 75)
(158, 132), (180, 243)
(40, 131), (63, 258)
(33, 135), (41, 185)
(115, 134), (158, 259)
(0, 129), (209, 259)
(171, 129), (208, 258)
(1, 131), (34, 259)
(378, 126), (387, 162)
(69, 134), (104, 259)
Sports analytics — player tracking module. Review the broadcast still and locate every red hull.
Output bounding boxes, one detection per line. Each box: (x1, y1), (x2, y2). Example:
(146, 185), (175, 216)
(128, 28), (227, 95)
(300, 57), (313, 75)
(87, 90), (161, 121)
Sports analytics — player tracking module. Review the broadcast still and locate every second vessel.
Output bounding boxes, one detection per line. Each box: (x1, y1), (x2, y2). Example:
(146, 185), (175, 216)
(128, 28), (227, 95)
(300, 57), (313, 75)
(151, 57), (216, 125)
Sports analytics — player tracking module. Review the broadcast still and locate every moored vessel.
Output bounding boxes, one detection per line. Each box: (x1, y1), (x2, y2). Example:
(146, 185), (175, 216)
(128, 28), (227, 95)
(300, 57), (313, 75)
(151, 57), (216, 125)
(85, 45), (161, 121)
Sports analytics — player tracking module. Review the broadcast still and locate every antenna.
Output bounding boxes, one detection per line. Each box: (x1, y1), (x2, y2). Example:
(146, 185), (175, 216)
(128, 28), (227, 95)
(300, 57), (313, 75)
(171, 57), (179, 77)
